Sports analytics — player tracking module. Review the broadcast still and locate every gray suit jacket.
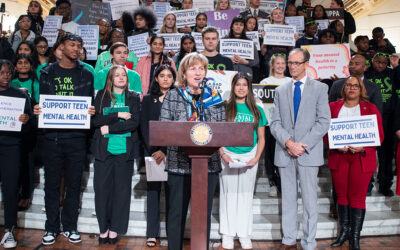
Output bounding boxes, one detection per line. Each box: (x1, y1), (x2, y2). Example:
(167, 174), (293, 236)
(270, 78), (331, 167)
(329, 77), (383, 114)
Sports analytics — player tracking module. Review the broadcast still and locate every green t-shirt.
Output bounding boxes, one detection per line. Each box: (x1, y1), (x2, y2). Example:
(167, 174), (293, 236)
(94, 65), (142, 93)
(225, 103), (268, 154)
(94, 50), (138, 72)
(10, 78), (40, 103)
(107, 93), (127, 155)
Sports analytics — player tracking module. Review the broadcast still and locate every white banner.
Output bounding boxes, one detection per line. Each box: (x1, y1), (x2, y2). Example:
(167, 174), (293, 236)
(0, 96), (26, 132)
(42, 16), (63, 47)
(259, 1), (279, 14)
(193, 0), (214, 11)
(108, 0), (139, 20)
(173, 9), (198, 28)
(246, 31), (260, 51)
(154, 2), (171, 30)
(77, 25), (99, 60)
(159, 33), (184, 51)
(263, 24), (296, 46)
(38, 95), (92, 129)
(328, 115), (381, 149)
(127, 33), (150, 59)
(191, 32), (204, 51)
(285, 16), (304, 33)
(220, 39), (254, 60)
(205, 70), (238, 100)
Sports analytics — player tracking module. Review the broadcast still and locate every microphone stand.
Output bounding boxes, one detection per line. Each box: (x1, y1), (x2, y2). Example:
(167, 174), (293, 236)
(198, 78), (207, 122)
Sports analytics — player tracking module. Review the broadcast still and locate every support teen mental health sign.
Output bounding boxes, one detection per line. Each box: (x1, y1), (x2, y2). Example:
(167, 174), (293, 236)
(220, 39), (254, 60)
(38, 95), (92, 129)
(328, 115), (381, 149)
(302, 43), (351, 79)
(0, 96), (26, 132)
(263, 24), (296, 47)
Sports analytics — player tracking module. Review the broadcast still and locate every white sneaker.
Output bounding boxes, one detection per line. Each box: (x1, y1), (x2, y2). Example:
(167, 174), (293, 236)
(239, 237), (252, 249)
(222, 235), (234, 249)
(1, 229), (17, 249)
(42, 231), (57, 245)
(269, 185), (278, 197)
(62, 230), (82, 243)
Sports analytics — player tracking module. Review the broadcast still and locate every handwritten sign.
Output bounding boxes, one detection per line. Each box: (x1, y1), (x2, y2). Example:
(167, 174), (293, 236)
(191, 32), (204, 51)
(285, 16), (304, 33)
(252, 84), (278, 123)
(38, 95), (92, 129)
(263, 24), (296, 46)
(0, 96), (26, 132)
(193, 0), (214, 11)
(230, 0), (247, 10)
(205, 9), (240, 38)
(77, 25), (99, 60)
(159, 33), (184, 51)
(220, 39), (254, 60)
(246, 31), (260, 51)
(108, 0), (139, 20)
(328, 115), (381, 149)
(71, 0), (110, 25)
(302, 43), (351, 79)
(128, 33), (150, 59)
(42, 16), (63, 47)
(316, 19), (329, 31)
(205, 70), (237, 100)
(154, 2), (171, 30)
(259, 1), (279, 14)
(173, 9), (198, 28)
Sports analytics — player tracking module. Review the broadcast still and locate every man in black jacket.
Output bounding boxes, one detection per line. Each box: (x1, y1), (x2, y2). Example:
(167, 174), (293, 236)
(240, 0), (270, 19)
(33, 34), (95, 246)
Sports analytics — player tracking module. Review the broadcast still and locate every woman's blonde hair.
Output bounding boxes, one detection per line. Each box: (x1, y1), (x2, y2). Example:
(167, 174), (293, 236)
(215, 0), (231, 10)
(159, 12), (177, 33)
(341, 76), (368, 101)
(270, 7), (285, 24)
(177, 52), (208, 88)
(269, 53), (286, 76)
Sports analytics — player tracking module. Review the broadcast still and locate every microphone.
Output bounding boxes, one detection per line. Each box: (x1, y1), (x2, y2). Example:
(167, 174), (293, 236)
(198, 77), (208, 89)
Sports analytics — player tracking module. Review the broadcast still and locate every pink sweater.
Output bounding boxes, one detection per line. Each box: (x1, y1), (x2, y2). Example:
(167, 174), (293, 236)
(135, 54), (177, 97)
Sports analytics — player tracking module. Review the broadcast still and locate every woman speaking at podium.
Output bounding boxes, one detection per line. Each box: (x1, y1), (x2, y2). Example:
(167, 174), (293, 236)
(159, 52), (225, 250)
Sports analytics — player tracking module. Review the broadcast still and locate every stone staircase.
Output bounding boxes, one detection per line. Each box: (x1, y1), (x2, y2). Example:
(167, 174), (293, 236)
(1, 163), (399, 240)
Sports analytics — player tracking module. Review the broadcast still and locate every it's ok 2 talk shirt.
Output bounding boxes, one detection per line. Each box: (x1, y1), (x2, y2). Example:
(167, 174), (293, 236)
(51, 64), (81, 96)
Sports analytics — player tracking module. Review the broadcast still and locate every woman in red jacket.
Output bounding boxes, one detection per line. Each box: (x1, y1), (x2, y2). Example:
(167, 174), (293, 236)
(328, 76), (383, 250)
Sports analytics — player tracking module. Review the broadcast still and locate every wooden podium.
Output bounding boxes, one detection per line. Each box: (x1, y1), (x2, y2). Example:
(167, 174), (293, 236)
(149, 121), (253, 250)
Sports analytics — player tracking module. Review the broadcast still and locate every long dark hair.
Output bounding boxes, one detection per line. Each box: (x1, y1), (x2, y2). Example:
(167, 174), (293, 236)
(48, 40), (61, 63)
(226, 73), (260, 129)
(228, 16), (249, 40)
(14, 54), (37, 80)
(312, 4), (328, 20)
(0, 59), (14, 81)
(106, 28), (127, 50)
(100, 65), (129, 112)
(150, 65), (176, 96)
(245, 16), (258, 32)
(177, 34), (197, 63)
(16, 41), (38, 68)
(34, 36), (49, 57)
(149, 35), (170, 65)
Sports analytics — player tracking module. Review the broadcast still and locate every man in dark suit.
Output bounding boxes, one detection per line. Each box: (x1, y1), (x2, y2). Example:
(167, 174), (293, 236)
(240, 0), (270, 19)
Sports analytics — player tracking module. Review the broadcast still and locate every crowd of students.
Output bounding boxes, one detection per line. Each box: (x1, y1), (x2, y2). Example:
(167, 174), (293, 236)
(0, 0), (399, 249)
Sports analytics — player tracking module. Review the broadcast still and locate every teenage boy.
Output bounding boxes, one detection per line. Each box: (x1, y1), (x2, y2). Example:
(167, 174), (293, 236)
(201, 27), (233, 71)
(33, 34), (95, 246)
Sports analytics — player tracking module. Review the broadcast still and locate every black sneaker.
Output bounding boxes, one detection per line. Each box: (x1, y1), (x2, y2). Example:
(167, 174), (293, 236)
(62, 230), (82, 243)
(1, 227), (17, 249)
(42, 231), (57, 245)
(379, 188), (394, 197)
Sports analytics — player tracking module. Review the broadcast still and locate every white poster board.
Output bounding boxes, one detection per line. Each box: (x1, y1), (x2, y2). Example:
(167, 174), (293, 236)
(220, 39), (254, 60)
(0, 96), (26, 132)
(246, 31), (260, 51)
(145, 157), (168, 181)
(230, 0), (247, 10)
(173, 9), (198, 28)
(263, 24), (296, 46)
(328, 115), (381, 149)
(42, 16), (63, 47)
(191, 32), (204, 51)
(193, 0), (214, 11)
(38, 95), (92, 129)
(154, 2), (171, 30)
(257, 19), (270, 37)
(127, 33), (150, 59)
(259, 1), (279, 14)
(285, 16), (304, 33)
(316, 19), (329, 31)
(205, 70), (237, 100)
(302, 43), (351, 79)
(159, 33), (184, 51)
(108, 0), (139, 20)
(77, 25), (99, 60)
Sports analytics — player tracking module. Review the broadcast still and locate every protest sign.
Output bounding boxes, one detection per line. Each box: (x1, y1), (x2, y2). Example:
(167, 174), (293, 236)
(246, 31), (260, 51)
(154, 2), (171, 30)
(205, 70), (237, 100)
(0, 96), (26, 132)
(285, 16), (304, 33)
(42, 16), (63, 47)
(316, 19), (329, 31)
(38, 95), (92, 129)
(191, 32), (204, 51)
(220, 39), (255, 60)
(259, 1), (279, 14)
(263, 24), (296, 46)
(128, 33), (150, 59)
(159, 33), (184, 51)
(328, 115), (381, 149)
(205, 9), (240, 38)
(108, 0), (140, 20)
(173, 9), (198, 28)
(302, 43), (351, 79)
(257, 19), (270, 36)
(193, 0), (214, 11)
(230, 0), (247, 10)
(71, 0), (109, 25)
(252, 84), (278, 123)
(307, 7), (344, 20)
(77, 25), (99, 60)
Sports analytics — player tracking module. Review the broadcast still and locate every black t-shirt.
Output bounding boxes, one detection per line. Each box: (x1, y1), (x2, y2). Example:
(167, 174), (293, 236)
(51, 64), (81, 96)
(206, 53), (234, 71)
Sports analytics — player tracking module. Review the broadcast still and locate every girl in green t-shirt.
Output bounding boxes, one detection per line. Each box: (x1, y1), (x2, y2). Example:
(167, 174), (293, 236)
(219, 73), (267, 249)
